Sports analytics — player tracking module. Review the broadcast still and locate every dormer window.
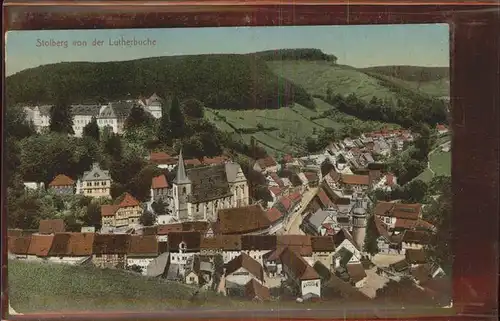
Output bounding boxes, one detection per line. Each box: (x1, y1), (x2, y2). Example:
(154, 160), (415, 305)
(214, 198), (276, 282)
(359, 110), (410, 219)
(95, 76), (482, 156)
(94, 173), (100, 178)
(179, 241), (187, 252)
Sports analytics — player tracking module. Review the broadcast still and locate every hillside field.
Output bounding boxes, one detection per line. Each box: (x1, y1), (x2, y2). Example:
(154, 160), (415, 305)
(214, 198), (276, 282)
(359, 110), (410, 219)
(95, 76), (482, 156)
(206, 98), (399, 156)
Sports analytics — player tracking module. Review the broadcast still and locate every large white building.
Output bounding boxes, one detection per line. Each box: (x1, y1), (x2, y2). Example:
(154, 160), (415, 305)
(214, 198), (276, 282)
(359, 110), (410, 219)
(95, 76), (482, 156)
(23, 94), (163, 137)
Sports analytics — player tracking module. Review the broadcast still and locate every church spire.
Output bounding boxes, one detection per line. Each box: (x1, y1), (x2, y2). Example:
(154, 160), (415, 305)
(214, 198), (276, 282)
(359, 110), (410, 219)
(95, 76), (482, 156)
(173, 148), (190, 184)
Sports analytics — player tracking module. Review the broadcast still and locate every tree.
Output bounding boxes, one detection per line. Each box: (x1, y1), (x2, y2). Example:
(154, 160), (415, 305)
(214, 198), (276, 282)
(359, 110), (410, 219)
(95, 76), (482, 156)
(103, 133), (122, 160)
(49, 97), (74, 134)
(169, 95), (185, 139)
(140, 210), (156, 226)
(363, 215), (379, 256)
(82, 116), (100, 142)
(157, 101), (172, 145)
(124, 104), (153, 130)
(403, 179), (428, 203)
(182, 98), (205, 118)
(212, 254), (225, 292)
(83, 202), (102, 230)
(182, 135), (205, 160)
(152, 199), (169, 216)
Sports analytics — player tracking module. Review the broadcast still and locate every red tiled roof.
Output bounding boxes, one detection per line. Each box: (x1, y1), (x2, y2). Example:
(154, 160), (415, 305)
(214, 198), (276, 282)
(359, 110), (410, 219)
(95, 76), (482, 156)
(101, 204), (119, 217)
(374, 218), (391, 240)
(341, 174), (370, 186)
(280, 247), (319, 281)
(185, 158), (202, 166)
(28, 235), (54, 257)
(200, 235), (242, 251)
(202, 156), (228, 165)
(266, 207), (283, 223)
(245, 279), (271, 301)
(311, 236), (335, 252)
(157, 223), (183, 235)
(151, 174), (169, 189)
(217, 205), (271, 235)
(268, 186), (283, 197)
(270, 172), (284, 187)
(267, 235), (312, 261)
(39, 219), (65, 234)
(374, 201), (422, 220)
(48, 174), (75, 187)
(118, 193), (140, 207)
(128, 235), (159, 256)
(150, 152), (172, 162)
(283, 154), (294, 163)
(317, 188), (333, 208)
(287, 192), (302, 203)
(405, 249), (427, 264)
(304, 171), (318, 182)
(8, 236), (32, 255)
(225, 253), (264, 281)
(257, 156), (277, 169)
(347, 263), (367, 283)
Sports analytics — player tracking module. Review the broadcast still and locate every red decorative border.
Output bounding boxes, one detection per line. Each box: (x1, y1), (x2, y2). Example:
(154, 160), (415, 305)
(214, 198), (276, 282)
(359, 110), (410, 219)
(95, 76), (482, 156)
(2, 1), (499, 320)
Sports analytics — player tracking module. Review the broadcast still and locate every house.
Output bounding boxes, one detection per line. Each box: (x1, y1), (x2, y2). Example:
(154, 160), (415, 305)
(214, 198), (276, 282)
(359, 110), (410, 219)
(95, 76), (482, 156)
(96, 102), (134, 134)
(373, 173), (397, 192)
(23, 181), (45, 191)
(138, 93), (163, 119)
(48, 174), (75, 194)
(338, 174), (371, 194)
(77, 163), (112, 198)
(92, 233), (130, 269)
(225, 253), (265, 294)
(280, 248), (321, 299)
(332, 229), (362, 266)
(436, 124), (449, 135)
(346, 263), (368, 288)
(241, 235), (277, 266)
(101, 192), (143, 229)
(146, 252), (170, 278)
(215, 204), (271, 235)
(26, 234), (54, 262)
(200, 235), (242, 263)
(171, 151), (249, 221)
(318, 264), (370, 301)
(39, 219), (66, 235)
(405, 248), (428, 266)
(401, 230), (431, 253)
(126, 235), (159, 275)
(149, 152), (178, 170)
(267, 186), (284, 208)
(155, 221), (209, 242)
(8, 235), (32, 259)
(263, 235), (314, 276)
(168, 231), (201, 272)
(311, 236), (336, 269)
(47, 232), (95, 265)
(185, 255), (214, 286)
(244, 279), (271, 301)
(374, 218), (402, 255)
(253, 156), (279, 174)
(374, 201), (423, 229)
(302, 209), (332, 236)
(151, 174), (170, 202)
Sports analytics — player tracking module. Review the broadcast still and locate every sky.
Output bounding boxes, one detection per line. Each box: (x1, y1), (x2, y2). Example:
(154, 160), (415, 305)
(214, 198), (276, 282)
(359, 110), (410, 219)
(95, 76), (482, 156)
(5, 24), (449, 76)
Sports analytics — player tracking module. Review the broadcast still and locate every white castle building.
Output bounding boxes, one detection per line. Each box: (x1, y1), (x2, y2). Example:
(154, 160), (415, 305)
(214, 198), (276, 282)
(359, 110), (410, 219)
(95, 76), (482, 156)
(170, 150), (250, 222)
(23, 93), (163, 137)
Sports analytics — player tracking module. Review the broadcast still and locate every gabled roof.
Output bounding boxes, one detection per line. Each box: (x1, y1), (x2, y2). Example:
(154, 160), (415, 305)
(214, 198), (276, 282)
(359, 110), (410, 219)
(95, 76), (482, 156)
(200, 235), (242, 251)
(374, 201), (422, 220)
(82, 163), (111, 182)
(266, 207), (283, 223)
(101, 204), (120, 217)
(256, 156), (277, 169)
(167, 231), (201, 252)
(128, 235), (159, 257)
(346, 263), (367, 283)
(152, 174), (169, 189)
(117, 192), (140, 207)
(245, 279), (271, 301)
(48, 174), (75, 187)
(186, 164), (232, 203)
(405, 249), (427, 264)
(92, 234), (130, 254)
(241, 235), (277, 251)
(225, 253), (264, 281)
(333, 228), (360, 251)
(402, 230), (431, 245)
(341, 174), (370, 186)
(280, 247), (319, 281)
(316, 188), (334, 208)
(28, 234), (54, 257)
(49, 232), (95, 256)
(216, 204), (271, 235)
(8, 236), (32, 255)
(39, 219), (66, 234)
(311, 236), (335, 252)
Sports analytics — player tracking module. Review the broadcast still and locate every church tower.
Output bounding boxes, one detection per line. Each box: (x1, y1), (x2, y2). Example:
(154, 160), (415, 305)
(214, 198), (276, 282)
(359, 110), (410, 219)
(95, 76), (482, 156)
(173, 149), (191, 221)
(351, 200), (367, 251)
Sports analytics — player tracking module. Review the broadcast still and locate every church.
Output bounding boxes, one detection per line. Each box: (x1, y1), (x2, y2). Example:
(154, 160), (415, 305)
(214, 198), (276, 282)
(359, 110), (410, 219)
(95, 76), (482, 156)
(172, 150), (250, 222)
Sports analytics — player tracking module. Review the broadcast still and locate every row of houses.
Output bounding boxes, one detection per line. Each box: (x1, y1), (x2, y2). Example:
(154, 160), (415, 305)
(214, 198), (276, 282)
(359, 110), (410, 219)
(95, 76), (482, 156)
(8, 227), (369, 300)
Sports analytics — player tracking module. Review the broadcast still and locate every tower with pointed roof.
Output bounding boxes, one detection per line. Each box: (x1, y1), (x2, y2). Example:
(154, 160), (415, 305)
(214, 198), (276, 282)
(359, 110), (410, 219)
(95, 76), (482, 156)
(172, 149), (191, 221)
(351, 199), (367, 251)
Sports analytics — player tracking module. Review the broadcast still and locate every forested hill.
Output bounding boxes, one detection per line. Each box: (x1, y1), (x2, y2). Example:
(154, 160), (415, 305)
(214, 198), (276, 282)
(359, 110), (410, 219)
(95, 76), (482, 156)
(361, 65), (449, 82)
(5, 53), (315, 110)
(252, 48), (338, 63)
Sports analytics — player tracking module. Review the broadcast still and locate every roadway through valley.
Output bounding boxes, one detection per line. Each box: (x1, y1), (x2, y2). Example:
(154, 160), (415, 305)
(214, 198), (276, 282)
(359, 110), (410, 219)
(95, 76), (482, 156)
(280, 187), (318, 235)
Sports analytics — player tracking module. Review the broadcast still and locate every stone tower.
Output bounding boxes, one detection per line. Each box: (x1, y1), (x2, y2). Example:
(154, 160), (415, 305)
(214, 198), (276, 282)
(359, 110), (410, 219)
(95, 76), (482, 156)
(172, 149), (191, 221)
(351, 201), (367, 251)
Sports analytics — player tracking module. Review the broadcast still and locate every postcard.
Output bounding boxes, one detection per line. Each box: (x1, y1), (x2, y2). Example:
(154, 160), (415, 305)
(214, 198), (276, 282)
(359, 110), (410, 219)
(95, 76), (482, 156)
(5, 24), (452, 315)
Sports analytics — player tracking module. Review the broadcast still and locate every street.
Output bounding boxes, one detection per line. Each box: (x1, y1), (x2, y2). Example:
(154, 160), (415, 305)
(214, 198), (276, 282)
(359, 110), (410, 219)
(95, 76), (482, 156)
(279, 187), (318, 235)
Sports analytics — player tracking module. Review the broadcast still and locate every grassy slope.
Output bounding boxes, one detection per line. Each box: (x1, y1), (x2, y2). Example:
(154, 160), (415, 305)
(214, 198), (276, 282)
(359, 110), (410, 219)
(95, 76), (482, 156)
(9, 260), (451, 315)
